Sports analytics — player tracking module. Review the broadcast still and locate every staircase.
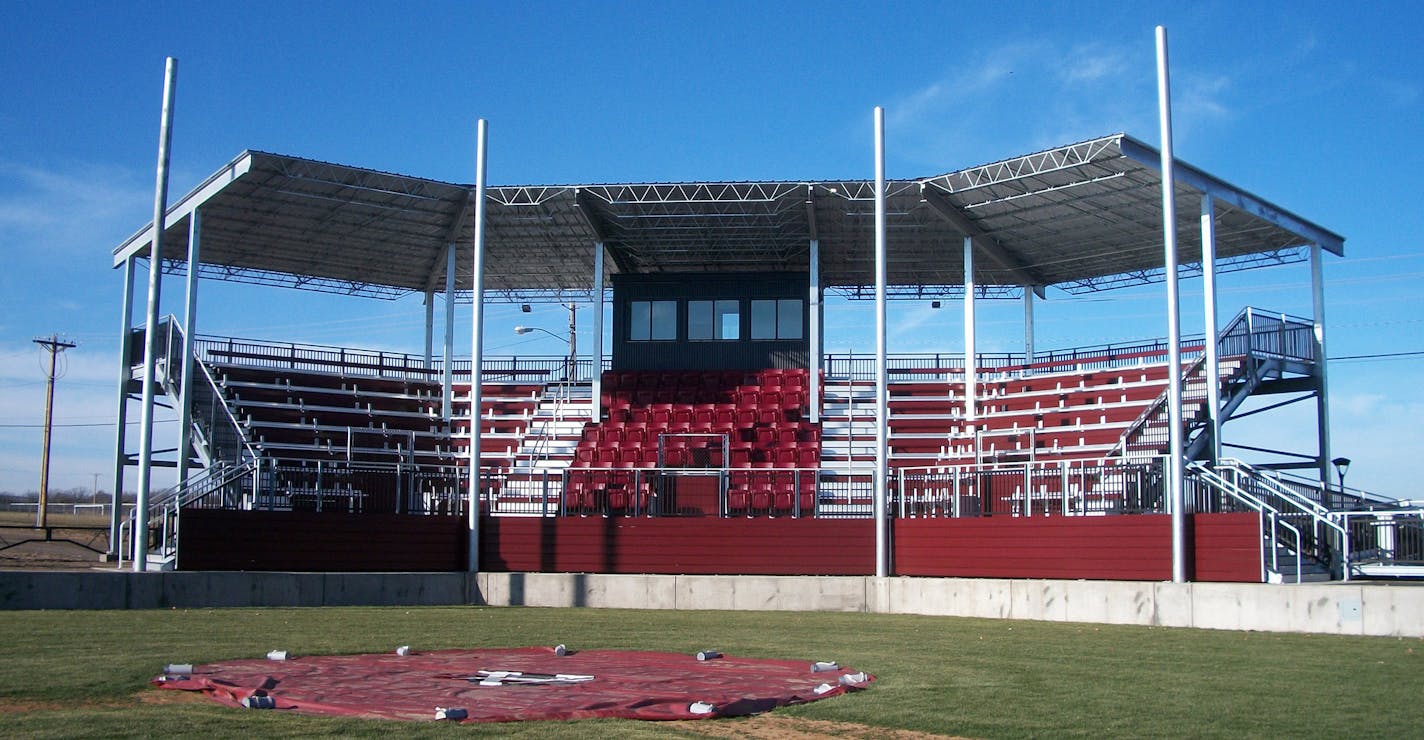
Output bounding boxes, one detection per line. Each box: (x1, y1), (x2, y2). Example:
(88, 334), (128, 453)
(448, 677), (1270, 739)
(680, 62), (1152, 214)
(1113, 308), (1319, 463)
(1187, 460), (1339, 582)
(151, 317), (256, 469)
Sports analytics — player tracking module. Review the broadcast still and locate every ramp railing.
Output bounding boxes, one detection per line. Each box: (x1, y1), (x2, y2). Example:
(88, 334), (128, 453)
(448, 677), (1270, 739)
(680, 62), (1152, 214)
(118, 459), (258, 568)
(1215, 458), (1347, 578)
(1186, 461), (1303, 582)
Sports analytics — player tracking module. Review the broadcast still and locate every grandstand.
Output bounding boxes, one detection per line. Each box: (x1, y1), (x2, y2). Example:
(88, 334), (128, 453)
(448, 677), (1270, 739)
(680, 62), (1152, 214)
(107, 132), (1422, 582)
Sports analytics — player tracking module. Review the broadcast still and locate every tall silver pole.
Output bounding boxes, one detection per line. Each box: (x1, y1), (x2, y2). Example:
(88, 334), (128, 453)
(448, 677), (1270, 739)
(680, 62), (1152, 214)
(1023, 287), (1035, 373)
(1201, 194), (1221, 462)
(591, 243), (605, 420)
(176, 209), (201, 487)
(1156, 27), (1187, 584)
(872, 106), (889, 579)
(134, 56), (178, 572)
(808, 238), (822, 424)
(467, 119), (488, 573)
(1310, 243), (1332, 485)
(442, 243), (456, 420)
(964, 235), (978, 463)
(109, 257), (137, 559)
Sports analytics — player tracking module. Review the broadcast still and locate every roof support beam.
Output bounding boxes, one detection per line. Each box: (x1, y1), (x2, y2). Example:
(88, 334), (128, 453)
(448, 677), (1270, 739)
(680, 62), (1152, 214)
(423, 191), (473, 293)
(113, 152), (253, 267)
(1117, 135), (1345, 257)
(920, 185), (1047, 297)
(575, 189), (637, 275)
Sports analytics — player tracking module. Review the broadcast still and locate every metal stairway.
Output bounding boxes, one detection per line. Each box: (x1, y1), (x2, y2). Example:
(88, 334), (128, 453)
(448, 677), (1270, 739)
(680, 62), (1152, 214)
(1113, 308), (1321, 464)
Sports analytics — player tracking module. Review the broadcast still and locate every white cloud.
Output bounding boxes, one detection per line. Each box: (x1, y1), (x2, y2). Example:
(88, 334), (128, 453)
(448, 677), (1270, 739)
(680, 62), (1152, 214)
(0, 160), (150, 254)
(1058, 43), (1128, 85)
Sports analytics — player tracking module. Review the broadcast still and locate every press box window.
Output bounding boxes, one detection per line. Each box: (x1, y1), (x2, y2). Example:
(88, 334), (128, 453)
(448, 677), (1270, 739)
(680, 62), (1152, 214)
(630, 300), (677, 341)
(750, 299), (804, 340)
(688, 300), (740, 340)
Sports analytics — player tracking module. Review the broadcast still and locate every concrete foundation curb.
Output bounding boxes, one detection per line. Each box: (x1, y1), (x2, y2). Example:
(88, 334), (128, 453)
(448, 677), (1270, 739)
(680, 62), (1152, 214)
(3, 570), (1419, 638)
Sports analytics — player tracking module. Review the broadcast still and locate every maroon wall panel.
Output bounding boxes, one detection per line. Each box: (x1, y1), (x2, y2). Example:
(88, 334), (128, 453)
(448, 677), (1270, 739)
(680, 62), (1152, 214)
(178, 510), (466, 571)
(1192, 511), (1263, 583)
(893, 515), (1174, 580)
(480, 517), (875, 575)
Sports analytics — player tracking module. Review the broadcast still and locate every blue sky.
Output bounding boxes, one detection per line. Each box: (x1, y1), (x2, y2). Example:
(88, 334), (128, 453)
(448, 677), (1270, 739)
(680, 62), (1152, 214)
(1, 1), (1420, 497)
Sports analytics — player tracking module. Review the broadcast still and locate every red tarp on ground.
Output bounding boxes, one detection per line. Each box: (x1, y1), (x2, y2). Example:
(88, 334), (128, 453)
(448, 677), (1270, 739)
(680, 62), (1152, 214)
(152, 647), (873, 723)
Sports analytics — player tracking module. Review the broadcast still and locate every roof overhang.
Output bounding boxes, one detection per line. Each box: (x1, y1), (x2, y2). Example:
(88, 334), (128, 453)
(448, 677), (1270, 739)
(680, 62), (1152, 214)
(113, 133), (1345, 301)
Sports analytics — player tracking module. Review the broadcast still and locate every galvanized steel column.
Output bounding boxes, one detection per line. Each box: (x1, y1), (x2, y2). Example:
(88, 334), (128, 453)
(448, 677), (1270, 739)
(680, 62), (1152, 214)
(1201, 194), (1221, 462)
(467, 119), (488, 572)
(176, 209), (201, 487)
(442, 243), (456, 420)
(809, 238), (822, 424)
(591, 243), (604, 420)
(423, 291), (434, 370)
(108, 257), (137, 559)
(964, 235), (977, 463)
(1311, 243), (1332, 486)
(1156, 27), (1187, 583)
(134, 57), (178, 572)
(872, 107), (889, 578)
(1023, 287), (1035, 373)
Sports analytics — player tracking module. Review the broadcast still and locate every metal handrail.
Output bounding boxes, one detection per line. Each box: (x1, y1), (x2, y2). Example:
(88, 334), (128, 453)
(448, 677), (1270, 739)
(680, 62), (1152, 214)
(1217, 458), (1348, 579)
(118, 459), (258, 568)
(1334, 509), (1424, 573)
(1188, 461), (1303, 582)
(158, 317), (258, 466)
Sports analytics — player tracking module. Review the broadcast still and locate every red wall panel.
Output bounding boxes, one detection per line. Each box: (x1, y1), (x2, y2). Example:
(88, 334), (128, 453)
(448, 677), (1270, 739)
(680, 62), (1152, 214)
(178, 510), (466, 571)
(893, 515), (1174, 580)
(1192, 511), (1263, 582)
(178, 510), (1263, 582)
(480, 517), (875, 575)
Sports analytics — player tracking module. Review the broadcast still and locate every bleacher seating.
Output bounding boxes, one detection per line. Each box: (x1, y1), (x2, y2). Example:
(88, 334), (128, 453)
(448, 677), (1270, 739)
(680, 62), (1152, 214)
(822, 358), (1223, 469)
(567, 368), (821, 517)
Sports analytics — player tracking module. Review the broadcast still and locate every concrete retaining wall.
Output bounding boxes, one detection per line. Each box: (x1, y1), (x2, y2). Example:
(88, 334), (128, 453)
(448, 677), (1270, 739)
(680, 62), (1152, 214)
(3, 570), (1419, 638)
(0, 571), (475, 610)
(474, 573), (1423, 638)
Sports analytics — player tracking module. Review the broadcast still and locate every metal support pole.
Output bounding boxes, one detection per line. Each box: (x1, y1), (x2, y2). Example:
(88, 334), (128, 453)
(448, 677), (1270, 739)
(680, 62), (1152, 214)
(591, 243), (605, 420)
(1311, 242), (1333, 486)
(109, 257), (137, 558)
(176, 210), (200, 486)
(467, 119), (488, 573)
(809, 238), (822, 423)
(964, 236), (978, 463)
(134, 56), (178, 572)
(423, 289), (434, 370)
(1023, 287), (1035, 373)
(872, 106), (890, 579)
(1156, 27), (1187, 584)
(1201, 193), (1222, 462)
(442, 242), (456, 420)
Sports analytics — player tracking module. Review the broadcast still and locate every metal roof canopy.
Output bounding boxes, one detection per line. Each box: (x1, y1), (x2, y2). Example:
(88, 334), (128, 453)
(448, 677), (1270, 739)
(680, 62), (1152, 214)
(112, 133), (1345, 302)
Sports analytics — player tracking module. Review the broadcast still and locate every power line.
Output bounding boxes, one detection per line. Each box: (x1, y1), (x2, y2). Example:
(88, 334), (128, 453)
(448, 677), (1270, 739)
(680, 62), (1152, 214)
(1330, 350), (1424, 362)
(0, 419), (177, 429)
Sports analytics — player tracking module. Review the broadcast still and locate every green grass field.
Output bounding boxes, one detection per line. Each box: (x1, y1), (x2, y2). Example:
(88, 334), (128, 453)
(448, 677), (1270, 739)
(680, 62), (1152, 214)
(0, 606), (1419, 738)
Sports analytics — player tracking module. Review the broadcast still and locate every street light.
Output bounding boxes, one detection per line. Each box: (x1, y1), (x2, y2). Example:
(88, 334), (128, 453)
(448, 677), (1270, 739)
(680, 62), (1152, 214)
(514, 325), (575, 381)
(1331, 456), (1351, 500)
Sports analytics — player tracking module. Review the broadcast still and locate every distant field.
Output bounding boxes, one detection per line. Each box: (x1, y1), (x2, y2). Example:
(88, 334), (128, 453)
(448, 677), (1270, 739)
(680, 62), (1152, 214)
(0, 509), (112, 528)
(0, 606), (1419, 738)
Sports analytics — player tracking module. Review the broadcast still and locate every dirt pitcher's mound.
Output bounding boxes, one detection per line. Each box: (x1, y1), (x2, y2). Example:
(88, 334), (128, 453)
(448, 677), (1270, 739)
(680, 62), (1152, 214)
(153, 647), (873, 723)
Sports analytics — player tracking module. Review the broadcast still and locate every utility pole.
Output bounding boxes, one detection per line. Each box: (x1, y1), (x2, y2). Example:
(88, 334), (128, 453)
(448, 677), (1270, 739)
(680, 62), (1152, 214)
(566, 303), (577, 382)
(33, 335), (76, 529)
